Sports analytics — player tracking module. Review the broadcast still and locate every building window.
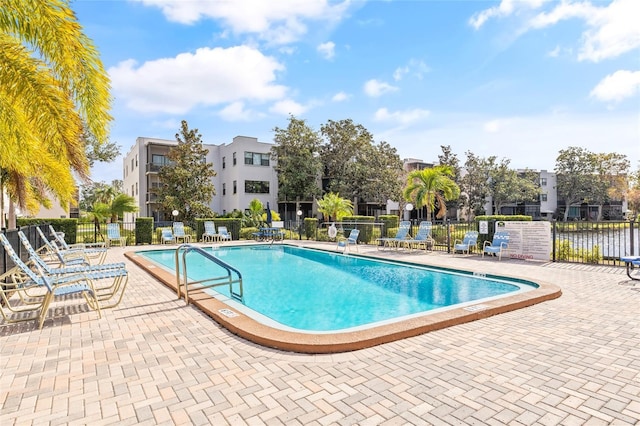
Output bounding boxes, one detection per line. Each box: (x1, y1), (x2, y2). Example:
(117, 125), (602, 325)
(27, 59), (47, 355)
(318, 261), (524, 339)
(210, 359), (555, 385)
(233, 180), (237, 194)
(222, 183), (226, 196)
(135, 155), (138, 167)
(540, 177), (547, 186)
(131, 158), (134, 170)
(540, 193), (548, 202)
(245, 180), (270, 194)
(244, 152), (270, 166)
(135, 183), (138, 196)
(233, 152), (237, 166)
(222, 156), (226, 169)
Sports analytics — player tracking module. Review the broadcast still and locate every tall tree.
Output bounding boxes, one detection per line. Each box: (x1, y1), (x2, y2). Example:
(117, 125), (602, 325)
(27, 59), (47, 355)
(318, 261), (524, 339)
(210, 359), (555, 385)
(403, 165), (460, 221)
(157, 120), (216, 221)
(627, 162), (640, 219)
(555, 147), (599, 221)
(0, 0), (112, 223)
(593, 152), (630, 219)
(460, 152), (493, 219)
(438, 145), (462, 215)
(487, 159), (541, 215)
(437, 145), (461, 181)
(271, 116), (323, 204)
(320, 119), (403, 210)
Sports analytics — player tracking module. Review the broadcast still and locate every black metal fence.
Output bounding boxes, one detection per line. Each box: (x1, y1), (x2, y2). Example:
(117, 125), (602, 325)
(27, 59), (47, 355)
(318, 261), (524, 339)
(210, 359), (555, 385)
(1, 219), (637, 278)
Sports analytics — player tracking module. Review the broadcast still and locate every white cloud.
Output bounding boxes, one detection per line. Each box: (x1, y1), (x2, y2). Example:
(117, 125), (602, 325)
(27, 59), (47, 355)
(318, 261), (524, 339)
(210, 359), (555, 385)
(218, 101), (260, 122)
(332, 91), (349, 102)
(135, 0), (351, 45)
(393, 59), (430, 81)
(473, 0), (640, 62)
(547, 45), (561, 57)
(317, 41), (336, 60)
(269, 99), (308, 116)
(469, 0), (548, 30)
(374, 107), (430, 125)
(529, 0), (640, 62)
(483, 118), (514, 133)
(363, 79), (398, 97)
(590, 70), (640, 103)
(109, 46), (287, 114)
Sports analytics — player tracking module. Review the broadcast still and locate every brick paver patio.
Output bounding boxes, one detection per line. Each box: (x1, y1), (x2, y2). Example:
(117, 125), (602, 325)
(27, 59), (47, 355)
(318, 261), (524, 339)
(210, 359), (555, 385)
(1, 243), (639, 425)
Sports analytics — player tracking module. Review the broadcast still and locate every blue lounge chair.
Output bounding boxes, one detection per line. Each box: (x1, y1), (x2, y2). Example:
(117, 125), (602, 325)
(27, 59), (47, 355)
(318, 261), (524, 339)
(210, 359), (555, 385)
(105, 223), (127, 247)
(337, 229), (359, 253)
(217, 226), (232, 241)
(454, 231), (479, 255)
(202, 221), (218, 242)
(403, 221), (434, 252)
(376, 221), (411, 250)
(161, 228), (175, 244)
(173, 222), (192, 243)
(483, 231), (510, 260)
(0, 233), (101, 329)
(36, 227), (93, 266)
(44, 225), (107, 264)
(18, 231), (129, 309)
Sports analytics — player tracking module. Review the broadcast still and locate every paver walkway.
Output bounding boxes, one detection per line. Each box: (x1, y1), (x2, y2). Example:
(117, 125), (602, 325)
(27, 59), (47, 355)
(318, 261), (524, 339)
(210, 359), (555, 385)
(1, 243), (639, 425)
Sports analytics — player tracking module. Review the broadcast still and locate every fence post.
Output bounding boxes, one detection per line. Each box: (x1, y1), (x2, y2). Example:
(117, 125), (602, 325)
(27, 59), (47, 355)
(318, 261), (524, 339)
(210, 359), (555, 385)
(552, 220), (556, 262)
(630, 219), (636, 256)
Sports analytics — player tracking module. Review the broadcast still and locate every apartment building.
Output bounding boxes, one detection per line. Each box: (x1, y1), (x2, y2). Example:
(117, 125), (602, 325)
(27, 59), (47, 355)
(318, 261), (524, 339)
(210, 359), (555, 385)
(122, 135), (277, 222)
(491, 169), (558, 219)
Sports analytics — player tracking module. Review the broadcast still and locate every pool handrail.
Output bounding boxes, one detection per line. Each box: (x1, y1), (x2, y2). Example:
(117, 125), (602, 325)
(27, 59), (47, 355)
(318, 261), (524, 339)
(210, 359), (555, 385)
(174, 244), (243, 304)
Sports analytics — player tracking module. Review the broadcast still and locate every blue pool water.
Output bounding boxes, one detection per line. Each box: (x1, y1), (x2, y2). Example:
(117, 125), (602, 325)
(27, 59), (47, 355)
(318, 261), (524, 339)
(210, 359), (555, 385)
(139, 245), (535, 332)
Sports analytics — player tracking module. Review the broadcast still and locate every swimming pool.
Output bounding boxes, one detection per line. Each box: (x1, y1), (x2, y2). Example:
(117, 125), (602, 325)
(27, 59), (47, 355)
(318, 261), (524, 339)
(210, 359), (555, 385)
(134, 245), (544, 335)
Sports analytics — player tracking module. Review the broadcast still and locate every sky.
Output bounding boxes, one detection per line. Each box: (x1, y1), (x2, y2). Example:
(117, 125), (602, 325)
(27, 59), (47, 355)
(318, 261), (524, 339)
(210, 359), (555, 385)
(73, 0), (640, 184)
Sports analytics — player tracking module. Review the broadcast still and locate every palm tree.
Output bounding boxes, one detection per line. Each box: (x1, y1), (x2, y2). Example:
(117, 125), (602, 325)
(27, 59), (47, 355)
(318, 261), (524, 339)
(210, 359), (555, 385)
(403, 166), (460, 221)
(109, 193), (138, 222)
(0, 0), (112, 225)
(246, 198), (264, 227)
(316, 193), (353, 222)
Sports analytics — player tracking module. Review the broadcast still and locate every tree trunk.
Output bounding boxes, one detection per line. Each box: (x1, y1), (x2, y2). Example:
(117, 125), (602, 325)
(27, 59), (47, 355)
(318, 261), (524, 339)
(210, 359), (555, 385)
(8, 199), (16, 229)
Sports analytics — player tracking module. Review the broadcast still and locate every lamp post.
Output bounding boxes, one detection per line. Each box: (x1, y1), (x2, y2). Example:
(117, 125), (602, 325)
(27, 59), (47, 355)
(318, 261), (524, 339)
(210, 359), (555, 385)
(172, 209), (179, 222)
(405, 203), (414, 227)
(297, 210), (303, 240)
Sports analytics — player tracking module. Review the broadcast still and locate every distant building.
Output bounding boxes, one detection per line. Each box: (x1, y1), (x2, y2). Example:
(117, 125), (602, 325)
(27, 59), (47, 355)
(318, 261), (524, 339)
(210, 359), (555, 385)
(122, 136), (278, 222)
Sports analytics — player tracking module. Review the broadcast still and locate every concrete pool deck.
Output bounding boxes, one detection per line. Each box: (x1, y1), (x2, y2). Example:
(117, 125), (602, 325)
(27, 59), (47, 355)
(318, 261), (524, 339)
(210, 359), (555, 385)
(1, 241), (639, 424)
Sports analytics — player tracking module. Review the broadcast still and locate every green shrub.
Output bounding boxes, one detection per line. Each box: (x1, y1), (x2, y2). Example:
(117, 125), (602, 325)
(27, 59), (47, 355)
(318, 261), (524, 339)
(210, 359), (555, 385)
(385, 227), (399, 238)
(136, 217), (153, 244)
(379, 215), (399, 236)
(555, 240), (602, 264)
(240, 227), (259, 240)
(211, 218), (242, 240)
(342, 215), (375, 243)
(304, 218), (318, 240)
(18, 218), (78, 244)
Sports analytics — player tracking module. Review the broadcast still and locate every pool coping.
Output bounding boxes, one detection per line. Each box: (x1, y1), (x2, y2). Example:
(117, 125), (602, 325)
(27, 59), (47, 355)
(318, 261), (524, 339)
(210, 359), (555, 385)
(125, 245), (562, 354)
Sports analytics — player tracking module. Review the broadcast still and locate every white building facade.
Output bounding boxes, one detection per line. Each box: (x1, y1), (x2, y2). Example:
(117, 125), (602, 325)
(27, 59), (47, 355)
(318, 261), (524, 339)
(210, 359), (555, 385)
(122, 136), (277, 222)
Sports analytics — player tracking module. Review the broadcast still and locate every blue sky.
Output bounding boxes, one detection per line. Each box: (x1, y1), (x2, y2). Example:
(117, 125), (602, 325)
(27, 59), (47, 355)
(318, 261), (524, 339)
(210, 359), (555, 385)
(74, 0), (640, 184)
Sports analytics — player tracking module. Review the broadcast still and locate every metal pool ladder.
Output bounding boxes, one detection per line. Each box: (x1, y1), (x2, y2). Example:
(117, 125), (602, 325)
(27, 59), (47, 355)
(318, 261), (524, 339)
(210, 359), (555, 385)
(174, 244), (243, 304)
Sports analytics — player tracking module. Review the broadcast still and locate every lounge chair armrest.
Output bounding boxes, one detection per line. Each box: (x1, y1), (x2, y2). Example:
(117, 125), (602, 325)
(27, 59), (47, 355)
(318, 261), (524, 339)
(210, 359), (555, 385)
(500, 242), (508, 249)
(483, 240), (491, 248)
